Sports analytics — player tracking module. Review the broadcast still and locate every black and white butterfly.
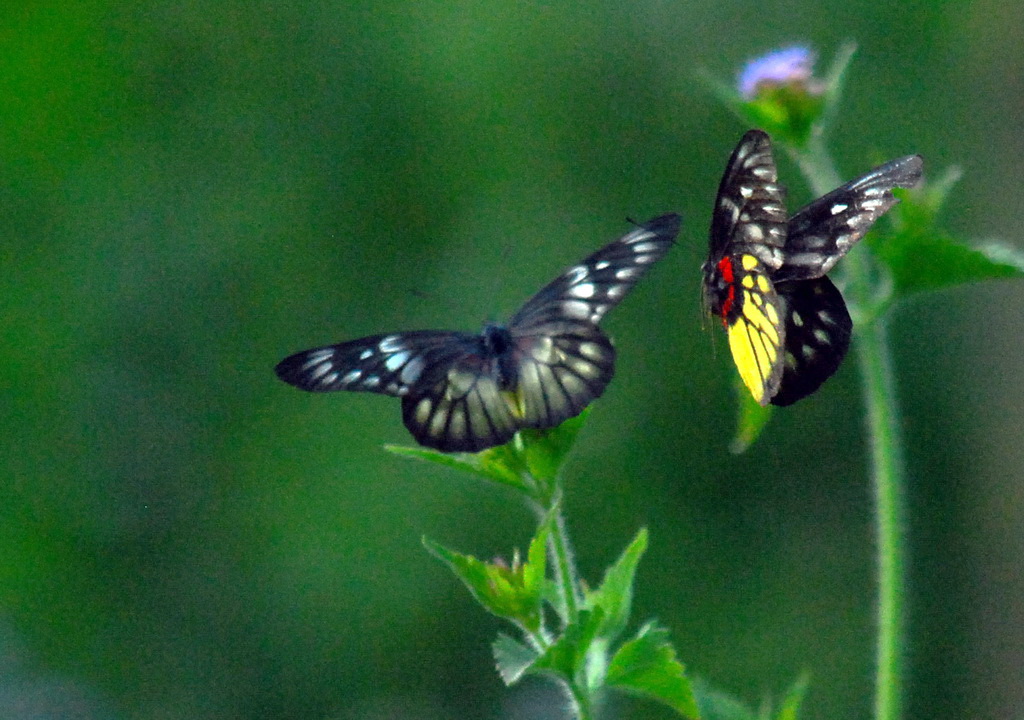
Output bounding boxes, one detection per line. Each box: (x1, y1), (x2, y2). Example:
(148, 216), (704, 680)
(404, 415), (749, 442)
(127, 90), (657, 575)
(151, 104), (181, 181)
(702, 129), (923, 406)
(276, 214), (680, 452)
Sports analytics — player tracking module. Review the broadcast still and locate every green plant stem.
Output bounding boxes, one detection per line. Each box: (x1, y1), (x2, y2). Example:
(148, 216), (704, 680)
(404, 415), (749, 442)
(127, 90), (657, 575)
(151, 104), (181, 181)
(791, 133), (906, 720)
(533, 487), (591, 718)
(549, 505), (581, 625)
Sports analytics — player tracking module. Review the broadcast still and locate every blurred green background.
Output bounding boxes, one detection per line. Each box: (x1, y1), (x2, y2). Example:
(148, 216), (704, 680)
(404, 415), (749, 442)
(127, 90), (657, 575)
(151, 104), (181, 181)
(3, 1), (1022, 718)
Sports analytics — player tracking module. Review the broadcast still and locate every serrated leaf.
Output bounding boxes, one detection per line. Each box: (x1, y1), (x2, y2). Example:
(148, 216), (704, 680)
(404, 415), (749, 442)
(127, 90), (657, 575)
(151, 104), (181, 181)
(422, 536), (543, 630)
(528, 608), (605, 683)
(870, 231), (1024, 297)
(731, 375), (773, 453)
(691, 677), (758, 720)
(384, 443), (529, 492)
(493, 633), (539, 686)
(606, 623), (699, 718)
(584, 528), (648, 645)
(518, 408), (590, 484)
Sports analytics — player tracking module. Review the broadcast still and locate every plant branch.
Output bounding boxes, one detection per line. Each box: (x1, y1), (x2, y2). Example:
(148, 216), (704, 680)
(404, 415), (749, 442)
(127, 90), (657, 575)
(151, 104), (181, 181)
(792, 136), (907, 720)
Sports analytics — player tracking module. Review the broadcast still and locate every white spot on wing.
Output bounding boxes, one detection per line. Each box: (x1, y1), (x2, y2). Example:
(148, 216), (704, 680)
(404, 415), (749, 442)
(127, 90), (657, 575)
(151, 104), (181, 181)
(615, 267), (640, 280)
(830, 203), (848, 215)
(400, 356), (426, 384)
(359, 349), (373, 361)
(569, 283), (596, 299)
(631, 241), (660, 254)
(565, 265), (589, 284)
(301, 349), (333, 371)
(308, 363), (333, 381)
(562, 300), (591, 319)
(341, 369), (362, 384)
(384, 351), (410, 372)
(378, 335), (404, 353)
(363, 375), (381, 388)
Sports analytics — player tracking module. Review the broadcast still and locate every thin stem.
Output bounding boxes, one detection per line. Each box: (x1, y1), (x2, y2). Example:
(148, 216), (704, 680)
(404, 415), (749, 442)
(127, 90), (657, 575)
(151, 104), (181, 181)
(855, 314), (905, 720)
(531, 484), (591, 718)
(792, 135), (906, 720)
(547, 494), (580, 626)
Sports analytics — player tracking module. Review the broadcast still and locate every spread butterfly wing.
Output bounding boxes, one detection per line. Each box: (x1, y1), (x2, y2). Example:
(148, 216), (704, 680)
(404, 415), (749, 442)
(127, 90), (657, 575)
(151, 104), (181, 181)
(777, 154), (924, 282)
(510, 213), (680, 329)
(275, 330), (473, 395)
(507, 213), (679, 426)
(771, 276), (852, 406)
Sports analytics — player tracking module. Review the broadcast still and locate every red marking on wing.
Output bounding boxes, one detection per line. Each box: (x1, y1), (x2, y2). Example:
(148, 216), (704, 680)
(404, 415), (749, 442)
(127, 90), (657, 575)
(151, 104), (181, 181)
(717, 256), (736, 326)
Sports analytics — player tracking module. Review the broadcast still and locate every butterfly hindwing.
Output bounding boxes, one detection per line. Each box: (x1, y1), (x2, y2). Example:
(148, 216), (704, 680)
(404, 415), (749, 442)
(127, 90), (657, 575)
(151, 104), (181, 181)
(400, 356), (519, 452)
(722, 253), (786, 404)
(778, 155), (924, 282)
(513, 324), (616, 429)
(771, 276), (852, 406)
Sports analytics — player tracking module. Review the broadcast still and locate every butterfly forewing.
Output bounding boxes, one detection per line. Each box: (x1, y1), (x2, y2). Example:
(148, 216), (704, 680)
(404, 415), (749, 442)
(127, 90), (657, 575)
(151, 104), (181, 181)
(510, 214), (680, 330)
(275, 331), (474, 395)
(771, 276), (852, 406)
(777, 154), (924, 282)
(706, 129), (788, 268)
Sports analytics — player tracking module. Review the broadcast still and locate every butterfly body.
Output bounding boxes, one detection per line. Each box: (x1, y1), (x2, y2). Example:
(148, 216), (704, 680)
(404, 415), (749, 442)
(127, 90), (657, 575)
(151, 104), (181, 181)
(704, 130), (922, 406)
(277, 214), (679, 452)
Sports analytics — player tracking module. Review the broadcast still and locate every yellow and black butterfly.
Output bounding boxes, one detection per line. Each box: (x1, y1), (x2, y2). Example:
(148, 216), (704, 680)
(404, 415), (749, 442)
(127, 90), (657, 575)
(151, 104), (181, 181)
(276, 214), (680, 452)
(702, 129), (922, 406)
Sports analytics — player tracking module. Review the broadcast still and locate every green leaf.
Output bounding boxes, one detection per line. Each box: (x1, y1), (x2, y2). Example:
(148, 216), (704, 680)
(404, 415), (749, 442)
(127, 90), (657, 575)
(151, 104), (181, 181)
(584, 528), (648, 645)
(606, 623), (699, 718)
(518, 408), (590, 485)
(493, 633), (539, 686)
(691, 677), (758, 720)
(528, 608), (605, 683)
(422, 534), (545, 631)
(871, 230), (1024, 298)
(384, 443), (530, 493)
(867, 171), (1024, 298)
(730, 375), (773, 453)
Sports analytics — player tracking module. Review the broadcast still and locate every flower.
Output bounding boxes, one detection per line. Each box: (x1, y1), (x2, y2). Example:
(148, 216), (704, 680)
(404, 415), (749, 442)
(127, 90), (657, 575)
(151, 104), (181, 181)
(738, 46), (818, 99)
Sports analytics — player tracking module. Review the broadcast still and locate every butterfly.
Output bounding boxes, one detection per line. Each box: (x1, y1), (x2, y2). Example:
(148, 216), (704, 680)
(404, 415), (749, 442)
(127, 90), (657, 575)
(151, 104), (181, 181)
(276, 214), (681, 452)
(702, 129), (923, 406)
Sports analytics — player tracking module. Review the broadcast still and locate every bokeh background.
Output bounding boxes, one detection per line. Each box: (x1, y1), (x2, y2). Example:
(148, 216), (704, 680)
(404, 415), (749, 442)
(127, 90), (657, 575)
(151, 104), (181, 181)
(3, 2), (1023, 719)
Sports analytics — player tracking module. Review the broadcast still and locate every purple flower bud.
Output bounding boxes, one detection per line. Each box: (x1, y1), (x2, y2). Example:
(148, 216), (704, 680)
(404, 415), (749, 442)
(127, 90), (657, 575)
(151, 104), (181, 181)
(738, 46), (817, 99)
